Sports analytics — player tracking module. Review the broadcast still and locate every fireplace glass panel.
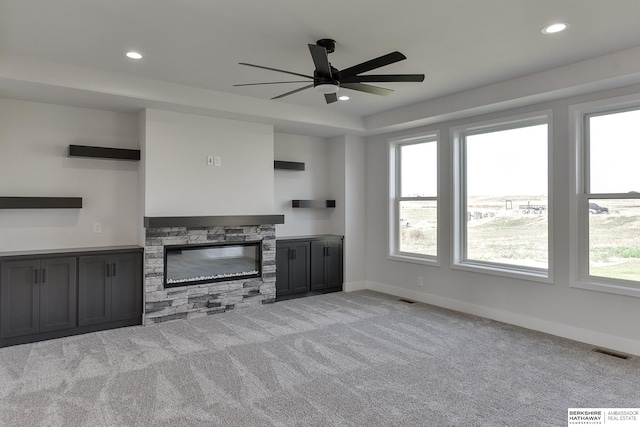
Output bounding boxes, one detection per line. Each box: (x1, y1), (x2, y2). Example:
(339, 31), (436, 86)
(165, 242), (261, 287)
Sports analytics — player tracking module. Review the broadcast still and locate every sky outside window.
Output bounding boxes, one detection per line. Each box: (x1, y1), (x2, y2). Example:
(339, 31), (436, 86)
(400, 142), (437, 197)
(589, 109), (640, 194)
(466, 124), (548, 197)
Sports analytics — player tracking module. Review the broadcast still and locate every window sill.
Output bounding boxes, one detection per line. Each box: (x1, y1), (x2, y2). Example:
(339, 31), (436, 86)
(388, 253), (440, 267)
(451, 261), (552, 284)
(571, 279), (640, 298)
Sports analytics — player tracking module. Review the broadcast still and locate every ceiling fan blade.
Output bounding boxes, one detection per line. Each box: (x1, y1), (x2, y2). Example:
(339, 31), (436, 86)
(308, 44), (332, 77)
(234, 81), (310, 87)
(239, 63), (315, 80)
(272, 84), (314, 100)
(341, 83), (394, 96)
(338, 51), (407, 79)
(324, 93), (338, 104)
(341, 74), (425, 83)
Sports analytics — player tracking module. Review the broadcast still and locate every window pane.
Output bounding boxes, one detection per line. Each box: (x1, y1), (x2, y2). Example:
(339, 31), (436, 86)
(589, 198), (640, 282)
(465, 124), (548, 269)
(400, 142), (437, 197)
(589, 109), (640, 194)
(399, 200), (437, 256)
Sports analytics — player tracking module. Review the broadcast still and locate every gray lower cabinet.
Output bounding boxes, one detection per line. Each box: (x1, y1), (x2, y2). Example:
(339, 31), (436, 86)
(276, 241), (310, 296)
(78, 252), (142, 326)
(310, 239), (343, 291)
(276, 235), (343, 298)
(0, 246), (142, 347)
(0, 257), (77, 339)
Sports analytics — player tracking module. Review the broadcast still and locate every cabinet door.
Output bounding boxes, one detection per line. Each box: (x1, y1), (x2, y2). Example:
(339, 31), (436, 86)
(276, 243), (310, 295)
(311, 240), (343, 291)
(0, 260), (40, 338)
(39, 257), (77, 333)
(276, 243), (292, 294)
(324, 240), (343, 289)
(78, 255), (111, 326)
(110, 252), (142, 321)
(310, 241), (327, 290)
(289, 243), (310, 293)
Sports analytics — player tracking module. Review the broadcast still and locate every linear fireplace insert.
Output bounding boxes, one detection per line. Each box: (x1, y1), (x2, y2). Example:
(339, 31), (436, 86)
(164, 241), (262, 288)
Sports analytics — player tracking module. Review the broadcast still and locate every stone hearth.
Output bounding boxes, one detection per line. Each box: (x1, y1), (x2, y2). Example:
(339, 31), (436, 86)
(144, 223), (276, 324)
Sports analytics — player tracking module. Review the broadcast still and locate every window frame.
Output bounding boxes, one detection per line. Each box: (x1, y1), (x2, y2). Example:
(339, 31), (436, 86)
(451, 111), (553, 282)
(570, 95), (640, 297)
(388, 131), (440, 266)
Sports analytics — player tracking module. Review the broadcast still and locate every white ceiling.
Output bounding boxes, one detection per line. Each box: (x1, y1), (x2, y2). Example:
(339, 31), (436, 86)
(1, 0), (640, 134)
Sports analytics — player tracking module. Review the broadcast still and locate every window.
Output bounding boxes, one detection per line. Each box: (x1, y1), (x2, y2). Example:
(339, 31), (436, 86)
(582, 107), (640, 286)
(389, 133), (438, 264)
(453, 114), (550, 279)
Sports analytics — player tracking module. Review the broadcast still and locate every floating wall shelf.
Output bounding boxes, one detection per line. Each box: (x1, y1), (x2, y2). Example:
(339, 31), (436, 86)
(0, 197), (83, 209)
(292, 200), (336, 209)
(274, 161), (305, 171)
(69, 145), (141, 161)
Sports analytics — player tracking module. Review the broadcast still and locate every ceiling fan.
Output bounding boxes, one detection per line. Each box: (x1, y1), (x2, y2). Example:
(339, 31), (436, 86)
(235, 39), (425, 104)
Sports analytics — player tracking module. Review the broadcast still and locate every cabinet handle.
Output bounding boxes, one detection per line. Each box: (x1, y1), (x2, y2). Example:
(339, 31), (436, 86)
(291, 249), (296, 260)
(34, 268), (38, 284)
(41, 268), (46, 283)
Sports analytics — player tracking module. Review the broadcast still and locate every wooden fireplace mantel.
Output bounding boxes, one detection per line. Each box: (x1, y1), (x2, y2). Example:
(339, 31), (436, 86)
(144, 215), (285, 228)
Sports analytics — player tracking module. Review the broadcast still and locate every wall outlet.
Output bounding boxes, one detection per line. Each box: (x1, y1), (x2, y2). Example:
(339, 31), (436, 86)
(93, 222), (102, 233)
(214, 156), (221, 166)
(207, 155), (214, 165)
(418, 276), (424, 287)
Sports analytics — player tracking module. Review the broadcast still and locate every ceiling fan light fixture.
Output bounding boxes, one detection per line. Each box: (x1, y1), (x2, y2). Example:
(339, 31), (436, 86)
(314, 83), (339, 94)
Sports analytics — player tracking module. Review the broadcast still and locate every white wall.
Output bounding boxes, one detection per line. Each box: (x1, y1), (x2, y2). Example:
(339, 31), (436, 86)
(143, 109), (274, 216)
(274, 132), (332, 237)
(138, 110), (147, 246)
(0, 99), (139, 251)
(365, 84), (640, 356)
(328, 136), (346, 237)
(344, 135), (367, 289)
(328, 135), (367, 290)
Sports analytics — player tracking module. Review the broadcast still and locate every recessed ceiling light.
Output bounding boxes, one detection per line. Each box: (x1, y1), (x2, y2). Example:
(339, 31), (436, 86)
(541, 23), (569, 34)
(338, 95), (350, 101)
(125, 51), (144, 60)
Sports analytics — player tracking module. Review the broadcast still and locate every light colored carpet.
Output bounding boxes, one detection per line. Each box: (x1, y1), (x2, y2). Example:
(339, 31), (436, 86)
(0, 290), (638, 426)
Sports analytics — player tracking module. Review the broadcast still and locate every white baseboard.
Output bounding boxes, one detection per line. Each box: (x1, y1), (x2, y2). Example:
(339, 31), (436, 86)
(366, 280), (640, 357)
(343, 281), (368, 292)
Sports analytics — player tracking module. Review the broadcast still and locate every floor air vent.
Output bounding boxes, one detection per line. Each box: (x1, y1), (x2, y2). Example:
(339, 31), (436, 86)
(398, 298), (416, 304)
(591, 348), (631, 360)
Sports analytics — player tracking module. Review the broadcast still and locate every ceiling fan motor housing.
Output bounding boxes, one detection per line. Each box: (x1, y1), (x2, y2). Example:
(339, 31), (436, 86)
(316, 39), (336, 54)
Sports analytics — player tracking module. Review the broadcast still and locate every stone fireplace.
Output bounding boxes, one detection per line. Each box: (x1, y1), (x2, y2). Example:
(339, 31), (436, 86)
(143, 215), (283, 324)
